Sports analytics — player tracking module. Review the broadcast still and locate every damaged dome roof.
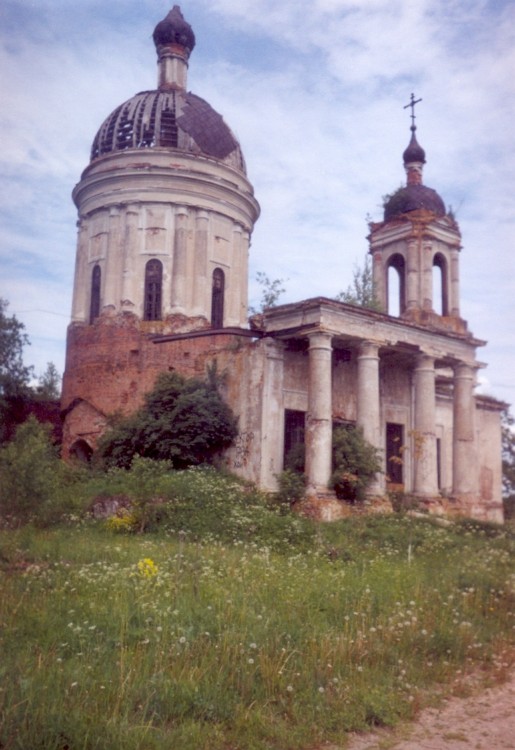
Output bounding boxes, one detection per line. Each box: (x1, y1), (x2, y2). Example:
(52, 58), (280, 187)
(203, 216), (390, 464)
(89, 6), (246, 173)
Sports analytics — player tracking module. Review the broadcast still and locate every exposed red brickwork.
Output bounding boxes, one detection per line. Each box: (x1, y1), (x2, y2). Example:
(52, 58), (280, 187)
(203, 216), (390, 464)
(61, 312), (255, 458)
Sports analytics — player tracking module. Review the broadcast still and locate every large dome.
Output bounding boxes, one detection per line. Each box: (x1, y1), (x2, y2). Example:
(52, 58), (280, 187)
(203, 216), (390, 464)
(89, 6), (246, 174)
(90, 89), (246, 173)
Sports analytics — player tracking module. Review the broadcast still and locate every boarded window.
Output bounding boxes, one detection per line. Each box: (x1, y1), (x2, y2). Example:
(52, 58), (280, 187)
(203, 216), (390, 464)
(211, 268), (225, 328)
(386, 422), (404, 485)
(89, 264), (101, 324)
(284, 409), (305, 471)
(144, 259), (163, 321)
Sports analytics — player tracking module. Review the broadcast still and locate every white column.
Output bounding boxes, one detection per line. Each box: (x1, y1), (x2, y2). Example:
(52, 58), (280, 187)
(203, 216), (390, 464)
(372, 251), (386, 313)
(356, 341), (383, 494)
(230, 224), (244, 326)
(452, 362), (478, 497)
(259, 340), (285, 491)
(406, 239), (419, 312)
(171, 206), (189, 313)
(71, 218), (89, 322)
(305, 332), (333, 494)
(450, 248), (460, 318)
(104, 207), (121, 311)
(192, 210), (208, 316)
(121, 204), (139, 311)
(421, 241), (433, 311)
(413, 353), (438, 496)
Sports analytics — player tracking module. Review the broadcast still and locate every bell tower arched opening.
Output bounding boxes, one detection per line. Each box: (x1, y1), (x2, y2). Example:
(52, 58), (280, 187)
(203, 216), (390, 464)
(387, 254), (406, 317)
(432, 252), (449, 316)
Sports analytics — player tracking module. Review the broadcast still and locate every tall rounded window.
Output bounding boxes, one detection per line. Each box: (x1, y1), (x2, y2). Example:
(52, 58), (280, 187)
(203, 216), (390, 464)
(211, 268), (225, 328)
(89, 264), (101, 324)
(144, 259), (163, 321)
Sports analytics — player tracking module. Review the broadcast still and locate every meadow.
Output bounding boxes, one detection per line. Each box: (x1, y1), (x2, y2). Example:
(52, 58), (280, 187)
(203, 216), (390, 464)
(1, 467), (515, 750)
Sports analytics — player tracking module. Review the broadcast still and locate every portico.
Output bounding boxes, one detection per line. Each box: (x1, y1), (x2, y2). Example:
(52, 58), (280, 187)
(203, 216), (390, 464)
(259, 295), (488, 511)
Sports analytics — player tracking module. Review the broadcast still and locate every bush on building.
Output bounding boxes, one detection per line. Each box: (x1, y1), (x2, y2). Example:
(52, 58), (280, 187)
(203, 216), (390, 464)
(330, 424), (382, 503)
(97, 371), (238, 470)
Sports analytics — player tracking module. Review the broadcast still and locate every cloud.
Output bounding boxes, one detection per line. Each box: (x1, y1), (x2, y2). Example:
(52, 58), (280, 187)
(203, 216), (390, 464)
(1, 0), (514, 405)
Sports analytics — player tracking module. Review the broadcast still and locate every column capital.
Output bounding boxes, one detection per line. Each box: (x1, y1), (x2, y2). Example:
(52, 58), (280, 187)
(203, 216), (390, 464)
(452, 360), (476, 378)
(308, 331), (333, 350)
(195, 209), (209, 223)
(357, 340), (380, 358)
(414, 352), (435, 369)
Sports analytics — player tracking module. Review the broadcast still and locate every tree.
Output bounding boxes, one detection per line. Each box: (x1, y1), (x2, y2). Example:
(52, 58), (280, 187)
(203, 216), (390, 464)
(249, 272), (286, 314)
(335, 256), (381, 310)
(98, 370), (238, 470)
(0, 416), (79, 526)
(502, 408), (515, 518)
(36, 362), (61, 400)
(0, 298), (33, 399)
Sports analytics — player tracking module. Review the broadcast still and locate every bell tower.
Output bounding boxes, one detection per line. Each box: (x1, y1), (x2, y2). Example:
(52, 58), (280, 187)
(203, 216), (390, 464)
(62, 6), (260, 459)
(369, 95), (466, 333)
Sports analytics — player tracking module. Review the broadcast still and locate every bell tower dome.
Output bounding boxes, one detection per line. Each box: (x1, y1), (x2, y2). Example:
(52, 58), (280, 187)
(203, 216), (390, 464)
(62, 7), (260, 459)
(369, 95), (466, 333)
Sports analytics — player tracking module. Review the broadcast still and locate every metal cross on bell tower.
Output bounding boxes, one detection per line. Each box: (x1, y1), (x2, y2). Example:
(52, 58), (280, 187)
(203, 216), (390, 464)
(404, 93), (422, 131)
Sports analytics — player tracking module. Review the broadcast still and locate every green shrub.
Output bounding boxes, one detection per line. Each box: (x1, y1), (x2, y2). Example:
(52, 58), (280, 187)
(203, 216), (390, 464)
(330, 424), (382, 503)
(98, 371), (238, 470)
(275, 469), (306, 508)
(0, 417), (83, 526)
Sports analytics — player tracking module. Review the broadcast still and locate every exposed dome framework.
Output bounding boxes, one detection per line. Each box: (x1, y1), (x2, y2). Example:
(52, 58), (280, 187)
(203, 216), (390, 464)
(90, 90), (246, 171)
(89, 5), (246, 173)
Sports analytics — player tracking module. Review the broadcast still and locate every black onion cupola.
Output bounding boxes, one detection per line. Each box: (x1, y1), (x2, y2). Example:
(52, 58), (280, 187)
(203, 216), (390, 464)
(383, 97), (445, 222)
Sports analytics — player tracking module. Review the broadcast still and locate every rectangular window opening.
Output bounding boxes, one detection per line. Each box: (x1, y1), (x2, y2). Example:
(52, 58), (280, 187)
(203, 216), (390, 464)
(386, 422), (404, 487)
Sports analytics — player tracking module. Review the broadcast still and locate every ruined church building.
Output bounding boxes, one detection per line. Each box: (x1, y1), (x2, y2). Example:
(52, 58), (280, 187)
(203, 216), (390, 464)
(61, 6), (504, 522)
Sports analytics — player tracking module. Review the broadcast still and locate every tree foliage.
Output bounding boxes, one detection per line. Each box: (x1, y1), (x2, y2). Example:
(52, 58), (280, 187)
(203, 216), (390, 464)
(0, 417), (80, 526)
(35, 362), (61, 401)
(330, 424), (382, 503)
(336, 256), (380, 310)
(502, 408), (515, 518)
(98, 371), (238, 470)
(249, 272), (286, 314)
(0, 300), (61, 443)
(0, 298), (33, 400)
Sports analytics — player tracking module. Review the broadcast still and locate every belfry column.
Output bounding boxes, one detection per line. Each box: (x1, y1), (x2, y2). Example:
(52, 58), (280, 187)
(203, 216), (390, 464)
(357, 341), (383, 495)
(305, 332), (333, 494)
(406, 239), (419, 312)
(452, 362), (478, 498)
(413, 353), (438, 496)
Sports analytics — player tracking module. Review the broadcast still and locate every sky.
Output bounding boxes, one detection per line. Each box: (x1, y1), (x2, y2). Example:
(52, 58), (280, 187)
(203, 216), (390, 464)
(1, 0), (514, 407)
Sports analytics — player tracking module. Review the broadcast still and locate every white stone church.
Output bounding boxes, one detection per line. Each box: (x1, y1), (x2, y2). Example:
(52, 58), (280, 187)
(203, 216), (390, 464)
(61, 6), (505, 522)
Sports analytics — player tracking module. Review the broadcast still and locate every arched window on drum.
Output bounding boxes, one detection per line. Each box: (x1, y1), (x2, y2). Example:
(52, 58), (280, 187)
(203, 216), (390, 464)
(144, 259), (163, 321)
(211, 268), (225, 328)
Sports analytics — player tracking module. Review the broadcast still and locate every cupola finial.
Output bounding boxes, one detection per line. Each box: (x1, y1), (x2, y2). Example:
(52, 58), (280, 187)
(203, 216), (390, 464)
(402, 93), (426, 185)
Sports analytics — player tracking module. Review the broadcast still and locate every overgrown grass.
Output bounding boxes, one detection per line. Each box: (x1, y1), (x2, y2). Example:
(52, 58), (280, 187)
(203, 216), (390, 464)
(1, 470), (515, 749)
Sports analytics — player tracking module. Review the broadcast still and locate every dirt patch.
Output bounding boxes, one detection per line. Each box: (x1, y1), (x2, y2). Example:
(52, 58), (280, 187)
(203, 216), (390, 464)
(343, 671), (515, 749)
